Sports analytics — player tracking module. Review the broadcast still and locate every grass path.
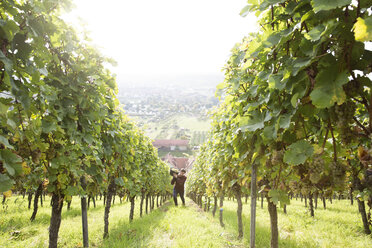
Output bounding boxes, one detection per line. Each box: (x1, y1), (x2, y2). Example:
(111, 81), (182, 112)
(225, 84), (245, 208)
(102, 199), (242, 248)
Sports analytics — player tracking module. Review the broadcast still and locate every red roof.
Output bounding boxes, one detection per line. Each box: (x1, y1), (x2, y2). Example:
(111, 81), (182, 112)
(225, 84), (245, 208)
(153, 139), (189, 148)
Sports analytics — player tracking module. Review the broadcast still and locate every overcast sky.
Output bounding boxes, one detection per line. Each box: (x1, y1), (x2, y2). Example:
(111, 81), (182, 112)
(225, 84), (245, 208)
(63, 0), (258, 83)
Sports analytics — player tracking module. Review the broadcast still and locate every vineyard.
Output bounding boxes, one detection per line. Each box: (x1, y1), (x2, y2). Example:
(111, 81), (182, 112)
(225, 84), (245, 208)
(187, 0), (372, 248)
(0, 0), (372, 248)
(0, 1), (172, 247)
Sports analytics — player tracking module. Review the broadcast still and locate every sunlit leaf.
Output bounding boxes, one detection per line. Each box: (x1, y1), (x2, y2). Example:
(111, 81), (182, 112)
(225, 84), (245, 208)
(354, 17), (372, 42)
(311, 0), (351, 13)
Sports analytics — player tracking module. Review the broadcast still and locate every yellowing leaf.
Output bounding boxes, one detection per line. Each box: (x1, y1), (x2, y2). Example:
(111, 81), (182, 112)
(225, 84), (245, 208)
(354, 17), (372, 42)
(242, 176), (249, 186)
(252, 152), (259, 163)
(358, 146), (367, 159)
(310, 67), (348, 108)
(22, 162), (31, 175)
(43, 179), (49, 187)
(313, 144), (323, 154)
(3, 190), (12, 197)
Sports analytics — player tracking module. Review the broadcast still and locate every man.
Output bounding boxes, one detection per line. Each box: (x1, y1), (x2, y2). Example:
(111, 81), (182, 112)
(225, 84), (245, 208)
(171, 168), (187, 206)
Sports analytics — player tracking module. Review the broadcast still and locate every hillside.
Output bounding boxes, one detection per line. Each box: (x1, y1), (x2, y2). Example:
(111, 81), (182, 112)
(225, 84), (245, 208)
(116, 75), (219, 146)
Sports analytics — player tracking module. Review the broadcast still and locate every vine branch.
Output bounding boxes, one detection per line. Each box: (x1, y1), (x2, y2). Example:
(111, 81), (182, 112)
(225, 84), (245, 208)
(353, 116), (370, 135)
(328, 122), (337, 162)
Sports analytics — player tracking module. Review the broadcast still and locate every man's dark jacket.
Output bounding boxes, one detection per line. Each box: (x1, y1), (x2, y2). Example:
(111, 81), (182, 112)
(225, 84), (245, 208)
(171, 175), (187, 192)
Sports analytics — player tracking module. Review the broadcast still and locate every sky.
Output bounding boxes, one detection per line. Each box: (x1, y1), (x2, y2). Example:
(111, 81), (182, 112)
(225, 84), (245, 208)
(63, 0), (258, 84)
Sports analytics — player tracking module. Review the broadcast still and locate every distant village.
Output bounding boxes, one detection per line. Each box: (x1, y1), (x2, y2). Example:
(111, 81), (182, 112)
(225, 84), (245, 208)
(116, 78), (220, 172)
(117, 85), (218, 125)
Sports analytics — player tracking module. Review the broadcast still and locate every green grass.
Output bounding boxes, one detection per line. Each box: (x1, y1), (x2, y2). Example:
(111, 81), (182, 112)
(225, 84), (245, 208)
(1, 195), (134, 247)
(1, 195), (370, 248)
(214, 197), (371, 248)
(144, 114), (211, 139)
(0, 196), (237, 248)
(176, 115), (211, 131)
(102, 201), (234, 248)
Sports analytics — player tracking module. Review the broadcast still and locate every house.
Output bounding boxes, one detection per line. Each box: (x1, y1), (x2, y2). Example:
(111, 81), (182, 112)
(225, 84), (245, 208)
(163, 153), (195, 172)
(153, 139), (189, 151)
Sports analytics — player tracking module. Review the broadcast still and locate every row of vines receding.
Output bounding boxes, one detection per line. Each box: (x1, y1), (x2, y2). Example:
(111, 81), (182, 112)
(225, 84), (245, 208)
(187, 0), (372, 247)
(0, 1), (172, 248)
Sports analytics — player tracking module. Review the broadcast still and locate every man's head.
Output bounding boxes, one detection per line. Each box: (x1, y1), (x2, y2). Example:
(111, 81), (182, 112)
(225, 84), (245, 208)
(180, 168), (186, 175)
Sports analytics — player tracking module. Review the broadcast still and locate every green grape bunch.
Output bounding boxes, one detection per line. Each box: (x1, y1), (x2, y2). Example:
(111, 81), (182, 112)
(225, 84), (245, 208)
(331, 101), (357, 144)
(265, 157), (273, 169)
(289, 180), (299, 193)
(333, 101), (356, 126)
(271, 149), (284, 166)
(300, 183), (312, 196)
(309, 155), (324, 184)
(31, 149), (42, 164)
(330, 161), (347, 189)
(343, 80), (363, 98)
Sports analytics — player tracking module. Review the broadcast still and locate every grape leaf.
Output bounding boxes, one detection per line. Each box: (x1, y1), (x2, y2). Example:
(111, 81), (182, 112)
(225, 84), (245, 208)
(262, 124), (277, 140)
(311, 0), (352, 13)
(259, 0), (287, 11)
(240, 5), (254, 17)
(42, 119), (57, 133)
(268, 74), (285, 90)
(277, 113), (292, 129)
(0, 135), (13, 149)
(0, 102), (8, 115)
(0, 174), (14, 193)
(268, 189), (290, 207)
(310, 67), (348, 108)
(354, 17), (372, 42)
(284, 140), (314, 165)
(0, 149), (22, 176)
(239, 110), (271, 132)
(0, 51), (13, 71)
(305, 25), (325, 41)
